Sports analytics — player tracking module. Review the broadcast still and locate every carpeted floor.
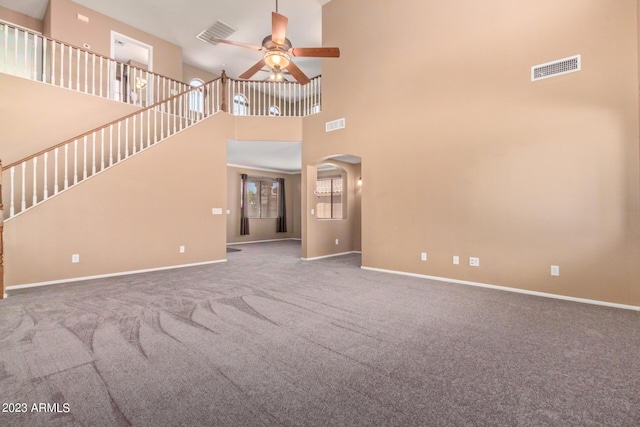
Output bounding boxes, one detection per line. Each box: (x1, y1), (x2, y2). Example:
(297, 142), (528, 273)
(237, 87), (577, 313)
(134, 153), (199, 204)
(0, 240), (638, 426)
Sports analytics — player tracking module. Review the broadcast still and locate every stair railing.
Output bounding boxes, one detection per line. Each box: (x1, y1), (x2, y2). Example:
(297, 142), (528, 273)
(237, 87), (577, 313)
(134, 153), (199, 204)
(2, 77), (222, 220)
(227, 75), (321, 116)
(0, 22), (189, 106)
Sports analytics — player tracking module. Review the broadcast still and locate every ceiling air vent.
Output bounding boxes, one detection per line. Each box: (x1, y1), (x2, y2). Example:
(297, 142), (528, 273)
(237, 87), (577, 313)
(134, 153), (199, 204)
(197, 20), (237, 45)
(326, 118), (345, 132)
(531, 55), (581, 81)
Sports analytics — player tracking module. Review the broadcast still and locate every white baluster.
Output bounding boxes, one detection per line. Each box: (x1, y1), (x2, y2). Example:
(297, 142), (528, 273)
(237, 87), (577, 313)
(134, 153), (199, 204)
(109, 125), (114, 166)
(84, 50), (88, 93)
(82, 137), (87, 179)
(147, 110), (151, 147)
(64, 145), (69, 189)
(13, 27), (18, 75)
(44, 153), (48, 199)
(60, 42), (65, 87)
(92, 54), (96, 95)
(21, 162), (26, 212)
(23, 31), (28, 78)
(99, 57), (103, 97)
(173, 97), (177, 134)
(139, 112), (143, 151)
(54, 148), (59, 194)
(67, 45), (73, 89)
(9, 167), (15, 217)
(101, 128), (105, 170)
(118, 122), (122, 162)
(32, 34), (37, 80)
(92, 133), (96, 175)
(74, 139), (78, 184)
(42, 37), (48, 83)
(160, 104), (164, 139)
(132, 115), (136, 154)
(179, 96), (183, 131)
(2, 25), (7, 74)
(154, 110), (158, 144)
(125, 119), (129, 157)
(51, 41), (56, 85)
(32, 157), (37, 205)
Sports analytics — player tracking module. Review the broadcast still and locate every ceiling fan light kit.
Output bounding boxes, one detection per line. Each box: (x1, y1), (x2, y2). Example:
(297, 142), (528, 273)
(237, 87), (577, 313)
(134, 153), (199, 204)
(264, 51), (290, 69)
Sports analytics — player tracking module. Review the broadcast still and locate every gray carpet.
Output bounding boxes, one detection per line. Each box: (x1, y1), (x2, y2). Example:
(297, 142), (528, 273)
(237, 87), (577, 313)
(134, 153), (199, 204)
(0, 240), (638, 426)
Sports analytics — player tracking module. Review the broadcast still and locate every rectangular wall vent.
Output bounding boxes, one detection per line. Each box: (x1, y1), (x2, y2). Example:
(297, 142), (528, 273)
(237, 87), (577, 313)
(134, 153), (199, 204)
(531, 55), (581, 81)
(326, 118), (345, 132)
(197, 20), (237, 45)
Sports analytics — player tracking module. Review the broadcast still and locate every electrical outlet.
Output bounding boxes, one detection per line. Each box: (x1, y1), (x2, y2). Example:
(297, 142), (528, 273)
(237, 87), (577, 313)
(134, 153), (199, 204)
(71, 254), (80, 263)
(211, 208), (222, 215)
(311, 208), (315, 215)
(335, 239), (339, 245)
(551, 265), (560, 276)
(77, 14), (89, 22)
(469, 257), (480, 267)
(179, 246), (185, 253)
(226, 209), (231, 215)
(421, 252), (427, 261)
(453, 256), (459, 265)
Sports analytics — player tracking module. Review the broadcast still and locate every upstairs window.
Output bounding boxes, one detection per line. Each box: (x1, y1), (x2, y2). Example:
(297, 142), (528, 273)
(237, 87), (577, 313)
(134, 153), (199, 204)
(269, 105), (281, 116)
(233, 94), (249, 115)
(189, 79), (204, 113)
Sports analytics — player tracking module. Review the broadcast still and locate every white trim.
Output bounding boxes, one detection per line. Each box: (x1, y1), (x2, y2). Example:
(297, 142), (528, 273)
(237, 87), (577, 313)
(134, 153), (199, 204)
(302, 251), (360, 261)
(0, 20), (42, 34)
(2, 293), (7, 299)
(110, 31), (154, 72)
(5, 260), (227, 293)
(227, 163), (301, 175)
(228, 238), (300, 246)
(360, 266), (640, 312)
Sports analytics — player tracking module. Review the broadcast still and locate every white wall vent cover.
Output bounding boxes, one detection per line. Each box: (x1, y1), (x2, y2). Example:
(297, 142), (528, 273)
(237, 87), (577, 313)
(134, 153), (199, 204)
(326, 118), (345, 132)
(197, 20), (237, 45)
(531, 55), (581, 81)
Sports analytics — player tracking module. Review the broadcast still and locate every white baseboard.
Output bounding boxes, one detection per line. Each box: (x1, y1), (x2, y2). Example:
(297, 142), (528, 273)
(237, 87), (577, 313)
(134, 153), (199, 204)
(227, 238), (300, 246)
(5, 259), (227, 293)
(302, 251), (360, 261)
(361, 266), (640, 312)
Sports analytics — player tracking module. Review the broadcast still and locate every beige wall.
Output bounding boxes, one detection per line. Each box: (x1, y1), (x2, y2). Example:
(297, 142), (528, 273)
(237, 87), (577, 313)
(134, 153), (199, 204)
(302, 0), (640, 306)
(0, 6), (43, 32)
(47, 0), (182, 81)
(183, 63), (218, 85)
(227, 166), (301, 244)
(234, 116), (302, 141)
(5, 113), (233, 286)
(0, 72), (140, 165)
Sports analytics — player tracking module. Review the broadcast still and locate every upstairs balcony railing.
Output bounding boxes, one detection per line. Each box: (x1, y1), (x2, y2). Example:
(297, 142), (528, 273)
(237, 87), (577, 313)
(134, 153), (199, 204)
(0, 22), (189, 106)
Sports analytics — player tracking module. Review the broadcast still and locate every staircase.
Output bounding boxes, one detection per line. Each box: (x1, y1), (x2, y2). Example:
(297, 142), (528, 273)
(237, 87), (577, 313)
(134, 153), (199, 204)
(0, 23), (324, 298)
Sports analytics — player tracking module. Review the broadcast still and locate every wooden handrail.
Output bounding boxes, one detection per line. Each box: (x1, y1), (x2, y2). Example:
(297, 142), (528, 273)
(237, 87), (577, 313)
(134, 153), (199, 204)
(230, 75), (321, 84)
(1, 22), (188, 89)
(2, 76), (221, 171)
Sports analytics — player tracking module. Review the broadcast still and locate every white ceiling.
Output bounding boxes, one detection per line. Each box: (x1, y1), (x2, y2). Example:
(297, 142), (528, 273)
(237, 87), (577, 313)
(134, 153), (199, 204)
(227, 140), (301, 173)
(0, 0), (333, 79)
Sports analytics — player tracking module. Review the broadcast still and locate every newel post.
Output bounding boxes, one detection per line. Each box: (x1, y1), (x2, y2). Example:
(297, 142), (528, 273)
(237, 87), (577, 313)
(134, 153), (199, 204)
(220, 70), (228, 113)
(0, 160), (5, 300)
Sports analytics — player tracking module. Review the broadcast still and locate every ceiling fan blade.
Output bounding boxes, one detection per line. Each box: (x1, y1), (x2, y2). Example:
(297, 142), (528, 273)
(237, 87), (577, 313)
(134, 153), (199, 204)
(291, 47), (340, 58)
(272, 12), (288, 45)
(239, 59), (267, 80)
(285, 60), (310, 85)
(209, 39), (262, 51)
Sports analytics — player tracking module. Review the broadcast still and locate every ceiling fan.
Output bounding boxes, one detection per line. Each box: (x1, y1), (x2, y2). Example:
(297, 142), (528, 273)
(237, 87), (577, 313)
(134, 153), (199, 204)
(210, 0), (340, 85)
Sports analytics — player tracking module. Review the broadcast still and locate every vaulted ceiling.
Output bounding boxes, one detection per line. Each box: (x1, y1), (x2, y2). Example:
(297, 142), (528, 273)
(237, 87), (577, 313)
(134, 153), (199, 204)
(0, 0), (332, 79)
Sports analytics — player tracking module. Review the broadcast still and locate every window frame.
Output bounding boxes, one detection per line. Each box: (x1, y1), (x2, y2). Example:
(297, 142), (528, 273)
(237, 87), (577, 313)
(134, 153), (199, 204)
(188, 78), (205, 113)
(233, 93), (249, 116)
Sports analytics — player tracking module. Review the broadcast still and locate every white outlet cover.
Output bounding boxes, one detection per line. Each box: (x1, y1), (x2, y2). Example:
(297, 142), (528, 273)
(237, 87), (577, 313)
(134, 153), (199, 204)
(469, 257), (480, 267)
(551, 265), (560, 276)
(226, 209), (231, 215)
(421, 252), (427, 261)
(311, 209), (315, 215)
(335, 239), (339, 245)
(179, 246), (185, 253)
(453, 256), (459, 265)
(71, 254), (80, 263)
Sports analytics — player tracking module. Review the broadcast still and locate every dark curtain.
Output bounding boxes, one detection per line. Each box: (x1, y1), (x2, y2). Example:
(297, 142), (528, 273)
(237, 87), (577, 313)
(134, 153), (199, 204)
(276, 178), (287, 233)
(240, 174), (250, 235)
